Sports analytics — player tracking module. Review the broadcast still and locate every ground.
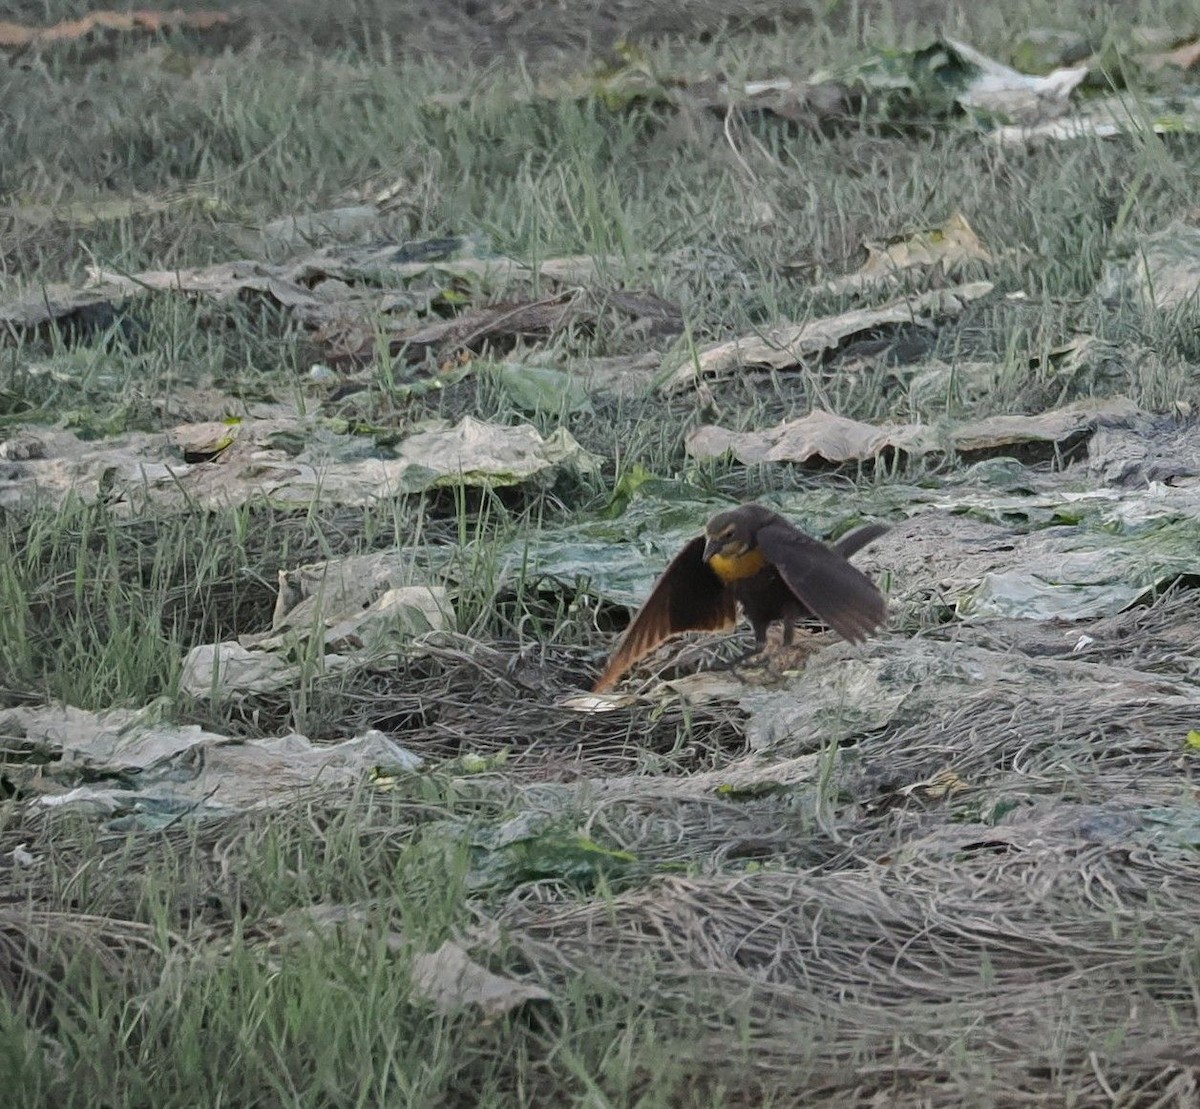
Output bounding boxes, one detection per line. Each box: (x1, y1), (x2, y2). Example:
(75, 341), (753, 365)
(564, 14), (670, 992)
(2, 1), (1200, 1106)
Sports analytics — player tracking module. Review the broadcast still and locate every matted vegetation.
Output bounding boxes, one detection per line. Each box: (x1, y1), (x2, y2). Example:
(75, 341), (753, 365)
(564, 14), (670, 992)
(3, 1), (1200, 1105)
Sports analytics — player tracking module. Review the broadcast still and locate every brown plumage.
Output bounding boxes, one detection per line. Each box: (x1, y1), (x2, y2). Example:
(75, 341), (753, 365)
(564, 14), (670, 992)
(592, 503), (888, 692)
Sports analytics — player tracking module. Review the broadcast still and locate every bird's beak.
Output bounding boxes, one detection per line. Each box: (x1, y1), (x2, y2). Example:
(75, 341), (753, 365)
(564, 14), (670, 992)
(702, 536), (719, 563)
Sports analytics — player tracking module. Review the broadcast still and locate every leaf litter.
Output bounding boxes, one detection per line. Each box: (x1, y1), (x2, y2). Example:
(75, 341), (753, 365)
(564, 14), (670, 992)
(432, 31), (1200, 146)
(253, 906), (549, 1017)
(0, 237), (630, 357)
(0, 414), (598, 510)
(658, 281), (993, 394)
(0, 10), (241, 58)
(811, 212), (993, 297)
(8, 60), (1200, 1104)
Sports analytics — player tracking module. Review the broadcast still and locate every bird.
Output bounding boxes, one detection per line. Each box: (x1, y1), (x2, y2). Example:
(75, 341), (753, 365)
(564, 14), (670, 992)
(592, 503), (888, 693)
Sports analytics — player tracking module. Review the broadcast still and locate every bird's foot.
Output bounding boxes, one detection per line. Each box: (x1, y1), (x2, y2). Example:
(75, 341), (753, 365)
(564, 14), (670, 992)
(731, 654), (776, 684)
(767, 642), (819, 678)
(703, 638), (819, 684)
(702, 645), (770, 679)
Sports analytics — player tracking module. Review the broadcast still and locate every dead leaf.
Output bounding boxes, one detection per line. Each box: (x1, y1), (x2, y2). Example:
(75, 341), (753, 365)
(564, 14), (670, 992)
(895, 359), (1004, 416)
(88, 261), (322, 308)
(1030, 335), (1123, 380)
(178, 642), (298, 698)
(169, 421), (239, 463)
(0, 10), (240, 57)
(685, 398), (1141, 470)
(254, 550), (452, 654)
(393, 417), (600, 488)
(687, 409), (936, 466)
(682, 38), (1086, 129)
(28, 725), (422, 817)
(1138, 38), (1200, 71)
(579, 352), (662, 397)
(1, 243), (625, 354)
(228, 206), (396, 256)
(816, 213), (992, 296)
(682, 74), (859, 129)
(918, 768), (970, 799)
(943, 37), (1088, 123)
(262, 908), (549, 1017)
(2, 192), (222, 229)
(0, 284), (134, 344)
(602, 289), (684, 339)
(1097, 222), (1200, 312)
(993, 96), (1200, 145)
(392, 294), (583, 362)
(660, 282), (993, 394)
(950, 398), (1142, 458)
(559, 691), (639, 713)
(372, 289), (677, 367)
(411, 940), (551, 1017)
(1, 416), (600, 511)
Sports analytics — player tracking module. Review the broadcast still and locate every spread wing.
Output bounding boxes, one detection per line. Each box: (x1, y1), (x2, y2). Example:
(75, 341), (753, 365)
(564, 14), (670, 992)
(831, 522), (889, 560)
(757, 523), (887, 644)
(592, 535), (737, 692)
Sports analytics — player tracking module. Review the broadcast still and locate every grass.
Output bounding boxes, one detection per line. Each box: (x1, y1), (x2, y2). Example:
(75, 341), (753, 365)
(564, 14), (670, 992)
(5, 1), (1200, 1105)
(1, 785), (763, 1108)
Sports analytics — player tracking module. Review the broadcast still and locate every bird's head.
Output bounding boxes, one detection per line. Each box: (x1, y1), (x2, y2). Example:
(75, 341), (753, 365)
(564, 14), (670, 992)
(702, 508), (756, 563)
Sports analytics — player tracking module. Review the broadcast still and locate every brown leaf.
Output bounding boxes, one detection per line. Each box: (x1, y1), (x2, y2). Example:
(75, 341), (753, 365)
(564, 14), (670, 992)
(0, 10), (239, 57)
(682, 75), (859, 129)
(0, 284), (134, 345)
(816, 213), (993, 296)
(392, 294), (584, 362)
(687, 409), (935, 467)
(951, 398), (1141, 461)
(2, 246), (633, 366)
(1139, 38), (1200, 71)
(411, 940), (551, 1018)
(685, 398), (1142, 470)
(261, 908), (550, 1018)
(661, 283), (993, 394)
(602, 289), (684, 340)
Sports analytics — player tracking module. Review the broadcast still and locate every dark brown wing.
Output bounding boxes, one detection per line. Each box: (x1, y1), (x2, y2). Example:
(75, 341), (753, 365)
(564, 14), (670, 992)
(592, 535), (737, 692)
(757, 522), (886, 644)
(831, 522), (889, 560)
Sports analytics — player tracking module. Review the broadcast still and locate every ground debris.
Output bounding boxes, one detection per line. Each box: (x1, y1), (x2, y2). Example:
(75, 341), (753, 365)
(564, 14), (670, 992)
(0, 701), (421, 826)
(0, 239), (624, 356)
(253, 906), (550, 1017)
(0, 9), (241, 60)
(181, 550), (452, 700)
(686, 397), (1142, 468)
(9, 13), (1200, 1103)
(813, 212), (993, 296)
(0, 414), (598, 510)
(1098, 221), (1200, 311)
(659, 282), (993, 394)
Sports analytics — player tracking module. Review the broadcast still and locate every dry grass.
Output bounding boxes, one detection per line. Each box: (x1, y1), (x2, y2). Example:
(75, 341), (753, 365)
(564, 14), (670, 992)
(4, 0), (1200, 1104)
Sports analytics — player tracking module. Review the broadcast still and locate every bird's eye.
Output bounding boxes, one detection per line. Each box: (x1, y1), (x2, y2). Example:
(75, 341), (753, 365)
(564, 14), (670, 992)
(721, 526), (734, 538)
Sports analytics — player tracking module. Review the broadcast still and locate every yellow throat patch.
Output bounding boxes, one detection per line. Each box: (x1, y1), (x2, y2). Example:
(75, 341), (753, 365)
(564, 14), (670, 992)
(707, 547), (767, 583)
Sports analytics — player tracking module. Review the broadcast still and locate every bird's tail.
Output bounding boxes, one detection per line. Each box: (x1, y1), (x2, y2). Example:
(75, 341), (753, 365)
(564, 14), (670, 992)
(832, 522), (889, 560)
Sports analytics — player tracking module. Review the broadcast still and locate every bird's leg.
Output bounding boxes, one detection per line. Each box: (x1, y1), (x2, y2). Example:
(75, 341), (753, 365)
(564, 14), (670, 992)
(699, 624), (769, 675)
(771, 619), (819, 675)
(701, 643), (761, 673)
(703, 622), (772, 679)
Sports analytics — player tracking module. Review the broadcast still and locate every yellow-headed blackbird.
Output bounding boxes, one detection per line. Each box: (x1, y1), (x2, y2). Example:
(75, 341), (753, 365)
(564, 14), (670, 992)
(592, 503), (887, 692)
